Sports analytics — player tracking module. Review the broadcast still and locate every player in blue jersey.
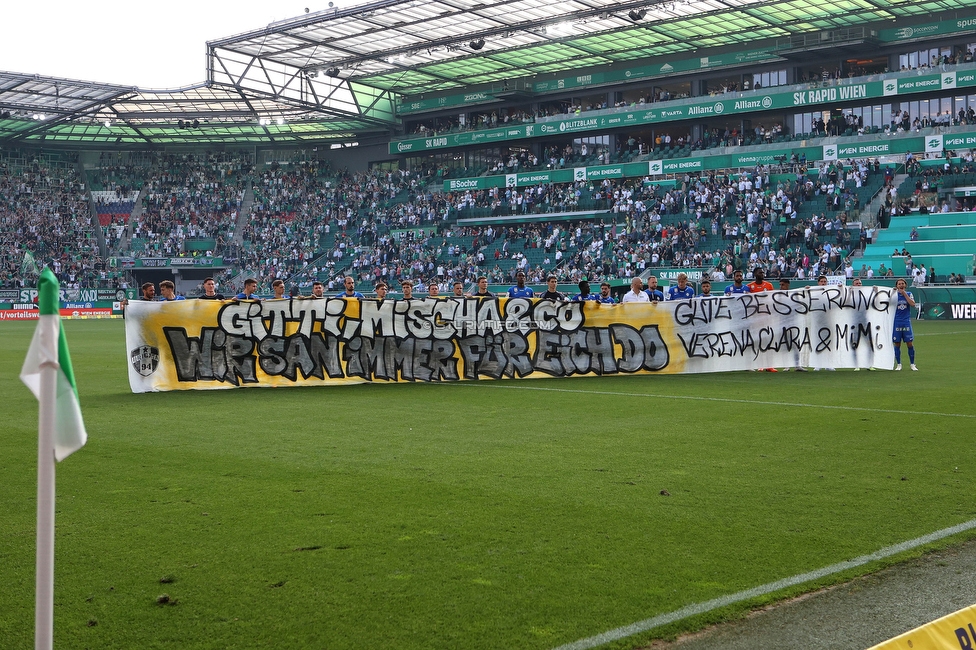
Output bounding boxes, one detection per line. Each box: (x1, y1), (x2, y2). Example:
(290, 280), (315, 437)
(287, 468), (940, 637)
(596, 282), (616, 303)
(235, 278), (261, 300)
(337, 275), (365, 298)
(644, 275), (665, 301)
(892, 278), (917, 370)
(508, 270), (534, 298)
(724, 270), (750, 295)
(696, 279), (714, 298)
(159, 280), (185, 301)
(667, 273), (695, 300)
(571, 280), (598, 302)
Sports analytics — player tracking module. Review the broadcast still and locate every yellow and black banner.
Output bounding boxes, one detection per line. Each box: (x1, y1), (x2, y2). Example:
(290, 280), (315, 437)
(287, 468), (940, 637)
(868, 603), (976, 649)
(124, 288), (897, 392)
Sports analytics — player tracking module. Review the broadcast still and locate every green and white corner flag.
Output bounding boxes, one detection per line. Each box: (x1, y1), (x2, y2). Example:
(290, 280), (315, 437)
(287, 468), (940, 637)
(20, 267), (87, 461)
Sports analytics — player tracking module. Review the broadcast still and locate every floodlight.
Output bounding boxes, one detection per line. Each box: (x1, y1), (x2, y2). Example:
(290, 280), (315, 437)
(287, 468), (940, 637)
(629, 8), (647, 21)
(325, 67), (341, 77)
(470, 38), (485, 50)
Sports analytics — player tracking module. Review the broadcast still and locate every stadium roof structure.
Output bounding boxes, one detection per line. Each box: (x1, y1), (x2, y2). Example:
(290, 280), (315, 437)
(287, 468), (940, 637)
(0, 71), (387, 147)
(2, 0), (976, 147)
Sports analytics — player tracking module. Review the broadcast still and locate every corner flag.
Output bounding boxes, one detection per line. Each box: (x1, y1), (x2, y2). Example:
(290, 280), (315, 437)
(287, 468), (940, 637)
(19, 267), (88, 649)
(20, 267), (87, 461)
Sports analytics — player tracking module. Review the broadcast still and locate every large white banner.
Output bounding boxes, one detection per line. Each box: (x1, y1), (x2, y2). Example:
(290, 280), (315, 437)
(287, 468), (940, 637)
(123, 287), (897, 392)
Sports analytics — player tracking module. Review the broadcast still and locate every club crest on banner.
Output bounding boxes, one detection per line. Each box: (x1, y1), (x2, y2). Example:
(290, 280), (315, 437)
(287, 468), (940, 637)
(130, 345), (160, 377)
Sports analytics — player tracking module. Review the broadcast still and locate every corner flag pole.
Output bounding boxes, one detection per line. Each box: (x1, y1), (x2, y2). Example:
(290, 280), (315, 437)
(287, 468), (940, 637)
(36, 353), (57, 650)
(21, 267), (89, 650)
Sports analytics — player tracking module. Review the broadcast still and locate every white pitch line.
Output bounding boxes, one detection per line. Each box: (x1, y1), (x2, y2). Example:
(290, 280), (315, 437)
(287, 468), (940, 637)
(553, 518), (976, 650)
(471, 384), (976, 419)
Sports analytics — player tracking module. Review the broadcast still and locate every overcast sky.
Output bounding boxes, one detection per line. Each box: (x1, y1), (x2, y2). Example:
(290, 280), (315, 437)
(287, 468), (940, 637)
(1, 2), (333, 89)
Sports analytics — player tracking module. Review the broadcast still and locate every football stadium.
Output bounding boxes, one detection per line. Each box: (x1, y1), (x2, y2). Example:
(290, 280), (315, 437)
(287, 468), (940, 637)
(3, 1), (976, 648)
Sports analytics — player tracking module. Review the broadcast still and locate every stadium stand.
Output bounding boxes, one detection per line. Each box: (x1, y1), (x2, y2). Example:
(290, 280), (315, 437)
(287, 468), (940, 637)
(84, 152), (155, 247)
(128, 152), (251, 258)
(3, 6), (976, 293)
(0, 149), (116, 289)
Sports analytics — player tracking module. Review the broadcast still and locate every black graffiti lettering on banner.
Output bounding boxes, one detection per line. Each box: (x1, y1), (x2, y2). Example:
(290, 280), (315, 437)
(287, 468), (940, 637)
(532, 300), (585, 332)
(164, 327), (258, 385)
(670, 287), (893, 326)
(344, 336), (459, 381)
(159, 297), (677, 384)
(215, 297), (586, 343)
(815, 323), (880, 353)
(738, 287), (892, 320)
(670, 289), (893, 326)
(835, 322), (880, 351)
(534, 325), (669, 376)
(679, 326), (816, 360)
(672, 297), (735, 326)
(611, 325), (670, 373)
(257, 333), (344, 381)
(457, 333), (534, 379)
(218, 298), (347, 340)
(678, 320), (880, 360)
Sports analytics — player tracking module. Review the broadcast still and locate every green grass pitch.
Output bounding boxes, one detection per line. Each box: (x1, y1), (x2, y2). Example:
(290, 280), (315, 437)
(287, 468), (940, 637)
(1, 319), (975, 649)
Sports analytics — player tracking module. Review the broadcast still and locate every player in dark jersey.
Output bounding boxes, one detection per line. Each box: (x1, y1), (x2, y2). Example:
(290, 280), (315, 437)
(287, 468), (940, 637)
(199, 277), (225, 299)
(271, 279), (287, 300)
(539, 276), (566, 301)
(400, 279), (415, 300)
(472, 276), (493, 298)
